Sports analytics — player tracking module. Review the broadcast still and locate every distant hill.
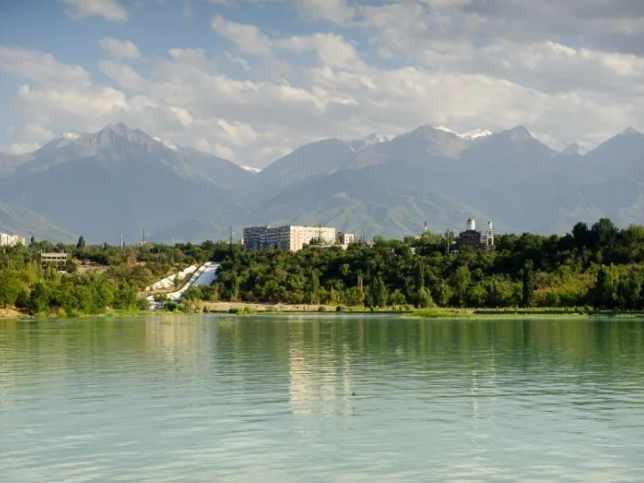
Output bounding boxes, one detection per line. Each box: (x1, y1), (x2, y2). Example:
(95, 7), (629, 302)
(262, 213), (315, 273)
(535, 177), (644, 234)
(4, 122), (644, 243)
(0, 151), (29, 178)
(0, 199), (75, 243)
(0, 124), (254, 243)
(152, 170), (513, 242)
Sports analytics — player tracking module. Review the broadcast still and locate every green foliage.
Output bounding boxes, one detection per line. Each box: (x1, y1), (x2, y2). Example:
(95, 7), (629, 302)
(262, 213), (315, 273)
(210, 219), (644, 310)
(0, 269), (24, 308)
(521, 260), (535, 307)
(5, 218), (644, 316)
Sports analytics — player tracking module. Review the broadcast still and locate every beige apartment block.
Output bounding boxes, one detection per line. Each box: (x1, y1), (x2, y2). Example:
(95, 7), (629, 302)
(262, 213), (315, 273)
(0, 232), (27, 247)
(243, 225), (336, 252)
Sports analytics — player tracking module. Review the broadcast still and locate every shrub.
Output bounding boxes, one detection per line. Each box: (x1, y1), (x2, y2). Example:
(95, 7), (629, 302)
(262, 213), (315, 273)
(164, 301), (179, 312)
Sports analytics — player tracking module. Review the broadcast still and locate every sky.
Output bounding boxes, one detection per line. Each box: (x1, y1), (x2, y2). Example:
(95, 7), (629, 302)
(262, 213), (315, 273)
(1, 0), (644, 167)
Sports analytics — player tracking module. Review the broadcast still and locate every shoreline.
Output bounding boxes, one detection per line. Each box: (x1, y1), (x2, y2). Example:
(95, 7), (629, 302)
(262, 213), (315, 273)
(3, 304), (644, 320)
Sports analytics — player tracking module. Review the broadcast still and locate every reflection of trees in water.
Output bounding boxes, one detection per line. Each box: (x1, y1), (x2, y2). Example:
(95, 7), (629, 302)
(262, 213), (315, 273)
(2, 317), (644, 404)
(288, 319), (356, 419)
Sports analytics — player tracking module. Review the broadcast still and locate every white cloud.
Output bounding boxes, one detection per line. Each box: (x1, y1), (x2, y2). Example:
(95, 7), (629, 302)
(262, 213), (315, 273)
(2, 123), (52, 155)
(0, 46), (90, 87)
(3, 7), (644, 167)
(294, 0), (354, 23)
(215, 119), (259, 146)
(211, 16), (273, 55)
(6, 143), (41, 155)
(277, 33), (363, 69)
(224, 52), (251, 71)
(99, 60), (146, 90)
(99, 38), (141, 60)
(58, 0), (127, 21)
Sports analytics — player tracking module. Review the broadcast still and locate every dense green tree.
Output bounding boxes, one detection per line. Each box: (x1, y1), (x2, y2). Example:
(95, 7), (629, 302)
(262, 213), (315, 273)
(521, 260), (535, 307)
(76, 236), (86, 249)
(416, 287), (434, 309)
(617, 271), (643, 310)
(451, 266), (471, 307)
(29, 282), (52, 314)
(0, 269), (23, 308)
(5, 218), (644, 315)
(572, 222), (590, 249)
(591, 265), (618, 309)
(389, 289), (407, 306)
(370, 276), (389, 308)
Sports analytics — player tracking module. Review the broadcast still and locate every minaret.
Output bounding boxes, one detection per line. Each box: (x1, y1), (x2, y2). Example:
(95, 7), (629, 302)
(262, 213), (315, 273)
(486, 221), (495, 249)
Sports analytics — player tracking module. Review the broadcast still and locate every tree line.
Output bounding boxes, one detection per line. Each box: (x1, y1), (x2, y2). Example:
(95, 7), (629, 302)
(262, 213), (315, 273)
(2, 218), (644, 315)
(213, 219), (644, 310)
(0, 238), (225, 315)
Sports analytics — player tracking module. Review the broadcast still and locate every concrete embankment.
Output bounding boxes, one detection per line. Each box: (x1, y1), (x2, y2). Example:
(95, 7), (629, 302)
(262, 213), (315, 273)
(147, 262), (220, 309)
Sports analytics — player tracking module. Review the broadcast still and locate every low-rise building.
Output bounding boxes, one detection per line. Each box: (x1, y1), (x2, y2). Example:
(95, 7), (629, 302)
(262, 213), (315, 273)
(40, 252), (68, 268)
(243, 225), (336, 252)
(0, 232), (27, 247)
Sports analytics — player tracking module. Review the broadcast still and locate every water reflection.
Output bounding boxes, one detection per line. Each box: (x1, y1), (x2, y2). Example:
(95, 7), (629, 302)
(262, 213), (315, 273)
(1, 316), (644, 482)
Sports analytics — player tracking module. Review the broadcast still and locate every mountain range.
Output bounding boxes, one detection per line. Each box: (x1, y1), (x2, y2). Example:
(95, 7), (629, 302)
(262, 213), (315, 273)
(0, 122), (643, 243)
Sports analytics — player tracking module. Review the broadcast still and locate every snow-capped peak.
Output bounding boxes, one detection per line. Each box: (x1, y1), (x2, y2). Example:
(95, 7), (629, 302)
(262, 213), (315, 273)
(348, 133), (389, 152)
(436, 125), (459, 136)
(435, 125), (492, 140)
(461, 129), (493, 140)
(241, 165), (261, 173)
(153, 137), (178, 151)
(362, 133), (389, 145)
(48, 131), (84, 149)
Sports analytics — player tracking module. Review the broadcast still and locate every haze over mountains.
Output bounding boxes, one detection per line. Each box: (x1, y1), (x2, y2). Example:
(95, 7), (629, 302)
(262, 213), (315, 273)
(1, 122), (643, 244)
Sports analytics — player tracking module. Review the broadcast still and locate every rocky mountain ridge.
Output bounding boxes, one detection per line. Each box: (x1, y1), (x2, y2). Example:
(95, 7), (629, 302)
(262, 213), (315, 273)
(1, 123), (643, 243)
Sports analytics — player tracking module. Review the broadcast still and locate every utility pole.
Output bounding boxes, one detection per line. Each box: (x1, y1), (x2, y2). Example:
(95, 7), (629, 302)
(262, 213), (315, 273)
(229, 225), (234, 257)
(120, 232), (123, 250)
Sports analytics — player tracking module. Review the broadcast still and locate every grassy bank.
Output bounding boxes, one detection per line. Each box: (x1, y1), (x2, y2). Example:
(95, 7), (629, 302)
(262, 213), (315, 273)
(202, 301), (412, 315)
(407, 307), (644, 319)
(4, 304), (644, 320)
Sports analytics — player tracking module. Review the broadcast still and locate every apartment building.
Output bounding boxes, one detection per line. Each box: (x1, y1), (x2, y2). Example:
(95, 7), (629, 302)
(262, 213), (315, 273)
(337, 232), (357, 245)
(243, 225), (336, 252)
(0, 232), (27, 247)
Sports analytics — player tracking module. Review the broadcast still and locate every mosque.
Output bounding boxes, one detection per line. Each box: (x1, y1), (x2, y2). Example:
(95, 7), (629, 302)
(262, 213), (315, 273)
(454, 217), (495, 252)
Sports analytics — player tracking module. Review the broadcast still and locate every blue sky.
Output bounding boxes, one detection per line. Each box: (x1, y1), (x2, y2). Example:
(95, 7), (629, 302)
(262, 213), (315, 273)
(1, 0), (643, 166)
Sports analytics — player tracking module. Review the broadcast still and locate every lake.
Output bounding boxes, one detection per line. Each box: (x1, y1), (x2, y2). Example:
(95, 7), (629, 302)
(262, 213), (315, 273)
(1, 315), (644, 482)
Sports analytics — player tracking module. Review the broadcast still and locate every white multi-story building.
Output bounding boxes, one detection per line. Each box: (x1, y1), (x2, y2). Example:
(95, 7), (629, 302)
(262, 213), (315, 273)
(0, 232), (27, 247)
(243, 225), (336, 252)
(337, 232), (357, 245)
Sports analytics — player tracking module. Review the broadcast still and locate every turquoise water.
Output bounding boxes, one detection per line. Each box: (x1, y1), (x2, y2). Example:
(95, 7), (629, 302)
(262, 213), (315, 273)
(1, 315), (644, 482)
